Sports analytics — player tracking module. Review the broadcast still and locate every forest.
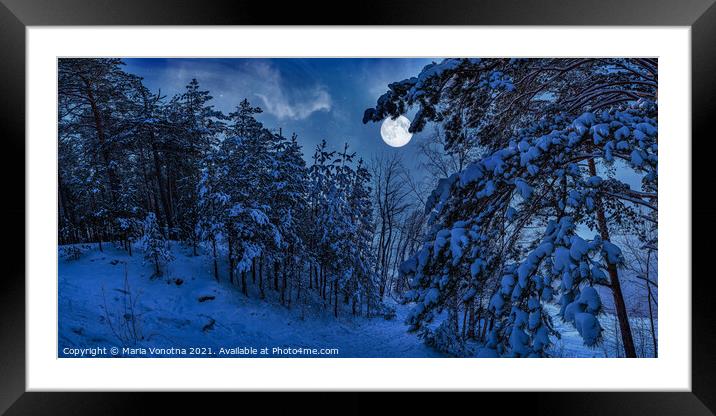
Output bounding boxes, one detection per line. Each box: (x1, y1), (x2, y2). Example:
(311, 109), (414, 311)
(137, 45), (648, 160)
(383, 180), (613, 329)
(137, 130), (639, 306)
(58, 58), (658, 358)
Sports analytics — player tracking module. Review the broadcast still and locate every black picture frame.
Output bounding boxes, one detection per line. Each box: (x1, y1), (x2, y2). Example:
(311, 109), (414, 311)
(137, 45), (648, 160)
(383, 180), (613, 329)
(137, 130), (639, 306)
(1, 0), (713, 414)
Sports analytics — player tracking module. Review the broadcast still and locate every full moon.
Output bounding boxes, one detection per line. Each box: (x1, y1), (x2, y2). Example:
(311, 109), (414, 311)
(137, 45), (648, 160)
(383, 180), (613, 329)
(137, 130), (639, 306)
(380, 115), (413, 147)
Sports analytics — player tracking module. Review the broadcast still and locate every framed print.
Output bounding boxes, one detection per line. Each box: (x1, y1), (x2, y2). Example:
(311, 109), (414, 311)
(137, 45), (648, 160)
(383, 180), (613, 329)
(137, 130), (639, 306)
(1, 0), (714, 414)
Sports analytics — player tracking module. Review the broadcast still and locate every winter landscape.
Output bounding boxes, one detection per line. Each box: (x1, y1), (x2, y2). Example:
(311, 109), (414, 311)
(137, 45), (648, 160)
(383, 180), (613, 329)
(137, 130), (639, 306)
(58, 58), (658, 358)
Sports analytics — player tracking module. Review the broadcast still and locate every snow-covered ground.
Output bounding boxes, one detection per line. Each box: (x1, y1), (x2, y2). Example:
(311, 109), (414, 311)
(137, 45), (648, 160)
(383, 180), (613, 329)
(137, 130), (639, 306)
(546, 303), (657, 358)
(58, 243), (442, 358)
(58, 242), (655, 358)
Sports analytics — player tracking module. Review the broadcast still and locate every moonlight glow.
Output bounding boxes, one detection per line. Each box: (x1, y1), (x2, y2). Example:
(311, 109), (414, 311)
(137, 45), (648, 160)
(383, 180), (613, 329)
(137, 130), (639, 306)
(380, 115), (413, 147)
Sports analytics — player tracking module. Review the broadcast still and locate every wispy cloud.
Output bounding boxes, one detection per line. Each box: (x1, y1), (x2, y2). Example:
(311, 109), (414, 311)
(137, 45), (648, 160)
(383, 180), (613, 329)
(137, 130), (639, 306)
(250, 61), (332, 120)
(136, 59), (332, 120)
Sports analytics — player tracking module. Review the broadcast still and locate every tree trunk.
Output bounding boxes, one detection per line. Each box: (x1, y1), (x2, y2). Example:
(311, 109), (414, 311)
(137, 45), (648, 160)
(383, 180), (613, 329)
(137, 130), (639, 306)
(314, 265), (319, 290)
(146, 96), (173, 234)
(154, 253), (160, 277)
(259, 257), (265, 299)
(449, 291), (460, 335)
(309, 263), (313, 289)
(647, 281), (657, 357)
(474, 308), (483, 341)
(321, 267), (326, 300)
(481, 317), (492, 341)
(58, 174), (77, 242)
(212, 238), (219, 282)
(381, 217), (395, 298)
(85, 80), (119, 208)
(366, 283), (371, 318)
(165, 168), (176, 239)
(281, 261), (287, 305)
(274, 260), (280, 291)
(462, 305), (469, 339)
(227, 235), (234, 285)
(646, 250), (657, 357)
(241, 271), (248, 296)
(287, 271), (292, 308)
(333, 280), (338, 318)
(467, 302), (476, 339)
(589, 159), (637, 358)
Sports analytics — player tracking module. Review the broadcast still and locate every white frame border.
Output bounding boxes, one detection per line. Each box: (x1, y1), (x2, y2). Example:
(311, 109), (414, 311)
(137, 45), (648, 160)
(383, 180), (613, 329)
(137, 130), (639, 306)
(27, 27), (690, 391)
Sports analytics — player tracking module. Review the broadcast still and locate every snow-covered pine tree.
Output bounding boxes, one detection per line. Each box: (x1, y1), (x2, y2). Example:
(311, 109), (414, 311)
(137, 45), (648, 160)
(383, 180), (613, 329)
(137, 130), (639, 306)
(218, 99), (280, 296)
(347, 157), (381, 317)
(196, 157), (230, 282)
(269, 132), (309, 305)
(165, 79), (224, 251)
(329, 143), (361, 317)
(141, 212), (174, 277)
(307, 140), (335, 301)
(58, 58), (144, 248)
(307, 141), (380, 317)
(310, 141), (349, 311)
(365, 58), (657, 357)
(58, 60), (229, 255)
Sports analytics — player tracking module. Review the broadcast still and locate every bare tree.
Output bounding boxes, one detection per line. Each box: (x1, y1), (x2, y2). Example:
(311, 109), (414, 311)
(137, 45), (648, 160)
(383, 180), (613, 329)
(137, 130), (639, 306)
(392, 208), (427, 294)
(619, 232), (658, 357)
(371, 153), (411, 298)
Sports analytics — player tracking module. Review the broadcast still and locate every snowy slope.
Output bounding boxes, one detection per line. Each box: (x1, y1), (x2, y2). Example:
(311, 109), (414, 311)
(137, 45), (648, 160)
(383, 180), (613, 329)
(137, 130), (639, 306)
(58, 243), (442, 358)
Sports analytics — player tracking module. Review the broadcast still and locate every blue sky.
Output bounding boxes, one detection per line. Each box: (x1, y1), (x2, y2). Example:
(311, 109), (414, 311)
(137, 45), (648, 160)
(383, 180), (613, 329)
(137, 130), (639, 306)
(123, 58), (438, 174)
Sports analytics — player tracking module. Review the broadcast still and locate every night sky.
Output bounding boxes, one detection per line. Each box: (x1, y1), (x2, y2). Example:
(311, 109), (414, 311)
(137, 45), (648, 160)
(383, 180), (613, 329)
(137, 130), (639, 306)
(123, 58), (439, 176)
